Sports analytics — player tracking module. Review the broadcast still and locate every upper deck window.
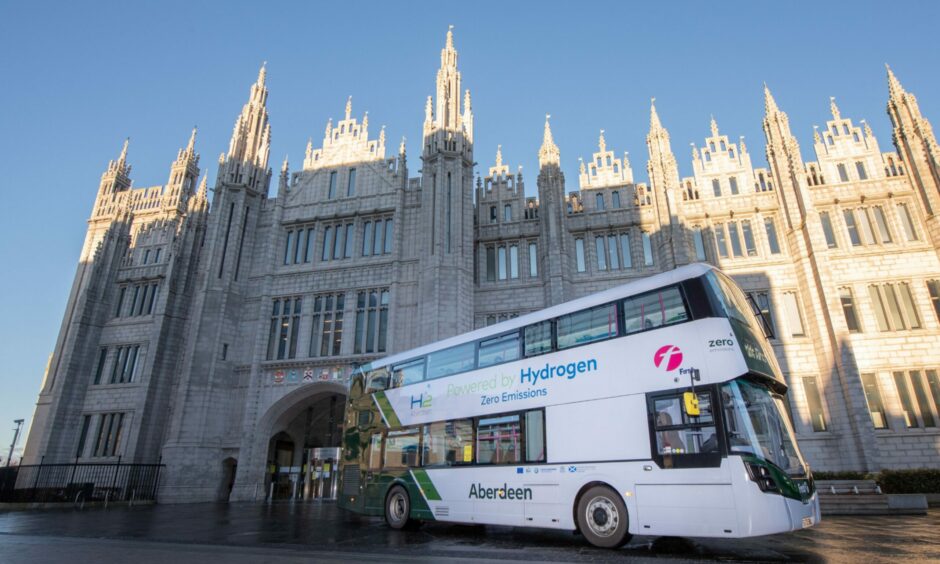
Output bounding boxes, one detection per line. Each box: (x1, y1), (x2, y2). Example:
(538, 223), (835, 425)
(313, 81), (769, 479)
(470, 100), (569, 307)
(623, 286), (688, 334)
(478, 333), (521, 368)
(427, 343), (476, 380)
(524, 321), (553, 357)
(392, 358), (426, 387)
(557, 303), (618, 350)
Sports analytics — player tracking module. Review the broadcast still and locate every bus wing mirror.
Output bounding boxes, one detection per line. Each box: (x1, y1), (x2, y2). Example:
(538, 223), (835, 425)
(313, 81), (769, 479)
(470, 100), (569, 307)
(683, 392), (700, 417)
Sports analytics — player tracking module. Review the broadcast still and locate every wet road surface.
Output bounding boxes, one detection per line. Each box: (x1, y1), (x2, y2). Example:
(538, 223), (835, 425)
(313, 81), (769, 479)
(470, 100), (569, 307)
(0, 502), (937, 563)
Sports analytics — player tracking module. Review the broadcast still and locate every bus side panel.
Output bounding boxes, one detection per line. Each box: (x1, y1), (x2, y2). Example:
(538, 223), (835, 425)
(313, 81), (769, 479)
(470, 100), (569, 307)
(546, 395), (649, 462)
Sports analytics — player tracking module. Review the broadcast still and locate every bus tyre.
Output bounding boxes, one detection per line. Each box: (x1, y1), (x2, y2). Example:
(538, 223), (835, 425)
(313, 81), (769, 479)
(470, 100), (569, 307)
(576, 486), (631, 548)
(385, 485), (412, 530)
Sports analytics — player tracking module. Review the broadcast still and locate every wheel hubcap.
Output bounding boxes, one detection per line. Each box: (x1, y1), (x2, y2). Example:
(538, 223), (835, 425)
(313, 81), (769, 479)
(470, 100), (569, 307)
(585, 496), (619, 537)
(390, 493), (406, 522)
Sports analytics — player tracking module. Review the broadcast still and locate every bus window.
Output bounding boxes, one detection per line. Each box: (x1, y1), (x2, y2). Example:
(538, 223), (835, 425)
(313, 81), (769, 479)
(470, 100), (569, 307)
(477, 414), (522, 464)
(524, 410), (545, 462)
(422, 419), (473, 466)
(557, 303), (618, 349)
(652, 392), (718, 459)
(478, 332), (521, 368)
(384, 429), (420, 468)
(623, 286), (688, 334)
(357, 410), (373, 428)
(368, 433), (383, 470)
(524, 321), (552, 357)
(427, 343), (476, 380)
(366, 368), (390, 392)
(392, 359), (425, 387)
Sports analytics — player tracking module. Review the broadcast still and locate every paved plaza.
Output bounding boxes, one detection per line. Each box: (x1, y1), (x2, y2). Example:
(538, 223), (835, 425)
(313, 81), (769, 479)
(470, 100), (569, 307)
(0, 502), (937, 563)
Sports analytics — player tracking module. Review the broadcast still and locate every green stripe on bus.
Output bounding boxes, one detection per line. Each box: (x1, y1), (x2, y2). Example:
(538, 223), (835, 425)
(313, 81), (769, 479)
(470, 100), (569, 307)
(411, 469), (442, 501)
(373, 391), (402, 427)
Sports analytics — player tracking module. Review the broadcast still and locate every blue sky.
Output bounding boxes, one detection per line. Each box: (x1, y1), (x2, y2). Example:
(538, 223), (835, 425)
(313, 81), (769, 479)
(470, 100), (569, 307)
(1, 0), (938, 458)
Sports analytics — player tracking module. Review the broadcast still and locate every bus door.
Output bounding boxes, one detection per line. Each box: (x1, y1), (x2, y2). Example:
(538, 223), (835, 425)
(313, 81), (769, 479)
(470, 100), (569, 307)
(634, 388), (737, 537)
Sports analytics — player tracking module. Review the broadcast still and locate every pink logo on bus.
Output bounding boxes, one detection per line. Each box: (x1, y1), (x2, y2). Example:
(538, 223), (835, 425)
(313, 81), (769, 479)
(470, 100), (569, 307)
(653, 345), (683, 371)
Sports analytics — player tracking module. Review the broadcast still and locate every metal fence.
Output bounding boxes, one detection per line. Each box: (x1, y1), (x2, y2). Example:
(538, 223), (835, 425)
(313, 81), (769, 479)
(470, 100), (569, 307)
(0, 459), (163, 504)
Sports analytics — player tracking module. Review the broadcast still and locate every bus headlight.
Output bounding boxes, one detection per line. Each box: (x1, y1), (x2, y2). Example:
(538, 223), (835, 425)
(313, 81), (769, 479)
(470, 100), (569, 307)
(745, 461), (779, 493)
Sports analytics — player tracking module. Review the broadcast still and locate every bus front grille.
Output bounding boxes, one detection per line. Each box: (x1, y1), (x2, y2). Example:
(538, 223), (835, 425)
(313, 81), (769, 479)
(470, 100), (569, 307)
(342, 464), (360, 495)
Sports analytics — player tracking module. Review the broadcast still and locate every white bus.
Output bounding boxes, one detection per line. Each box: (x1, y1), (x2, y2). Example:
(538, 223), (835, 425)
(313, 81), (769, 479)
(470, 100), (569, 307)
(338, 264), (819, 548)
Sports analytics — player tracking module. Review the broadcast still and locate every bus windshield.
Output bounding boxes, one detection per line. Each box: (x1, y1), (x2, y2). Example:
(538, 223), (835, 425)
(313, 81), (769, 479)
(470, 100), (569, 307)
(721, 379), (806, 477)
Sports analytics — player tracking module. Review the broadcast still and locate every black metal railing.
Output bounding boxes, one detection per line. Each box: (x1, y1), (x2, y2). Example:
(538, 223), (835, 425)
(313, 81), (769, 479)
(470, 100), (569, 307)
(0, 458), (164, 504)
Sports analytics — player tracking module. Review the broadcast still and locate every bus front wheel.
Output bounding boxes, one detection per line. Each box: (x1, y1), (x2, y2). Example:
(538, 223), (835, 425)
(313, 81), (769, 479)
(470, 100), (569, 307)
(576, 485), (632, 548)
(385, 485), (413, 530)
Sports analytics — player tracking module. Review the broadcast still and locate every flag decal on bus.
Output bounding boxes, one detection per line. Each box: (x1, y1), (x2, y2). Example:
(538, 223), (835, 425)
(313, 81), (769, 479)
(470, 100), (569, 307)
(373, 391), (402, 427)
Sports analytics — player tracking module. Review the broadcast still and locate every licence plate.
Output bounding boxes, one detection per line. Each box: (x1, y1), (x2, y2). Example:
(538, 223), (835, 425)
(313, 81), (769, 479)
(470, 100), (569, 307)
(802, 516), (814, 528)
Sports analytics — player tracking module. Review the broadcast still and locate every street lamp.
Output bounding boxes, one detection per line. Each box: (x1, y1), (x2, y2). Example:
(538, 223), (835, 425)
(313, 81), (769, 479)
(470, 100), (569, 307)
(7, 419), (24, 467)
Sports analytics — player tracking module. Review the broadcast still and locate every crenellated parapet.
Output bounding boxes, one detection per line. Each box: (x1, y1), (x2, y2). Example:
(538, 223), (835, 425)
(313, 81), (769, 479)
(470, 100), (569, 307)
(303, 97), (388, 170)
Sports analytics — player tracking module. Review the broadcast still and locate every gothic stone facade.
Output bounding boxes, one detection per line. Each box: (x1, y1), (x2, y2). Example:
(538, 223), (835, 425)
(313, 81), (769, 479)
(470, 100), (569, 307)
(24, 29), (940, 502)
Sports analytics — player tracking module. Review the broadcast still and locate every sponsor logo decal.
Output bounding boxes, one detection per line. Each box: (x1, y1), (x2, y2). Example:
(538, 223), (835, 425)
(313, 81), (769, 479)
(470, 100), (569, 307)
(468, 482), (532, 501)
(410, 392), (432, 410)
(519, 358), (598, 386)
(653, 345), (683, 371)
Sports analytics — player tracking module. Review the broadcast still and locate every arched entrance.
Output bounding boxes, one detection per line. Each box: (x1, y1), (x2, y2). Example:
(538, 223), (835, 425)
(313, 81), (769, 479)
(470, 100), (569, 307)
(262, 385), (347, 501)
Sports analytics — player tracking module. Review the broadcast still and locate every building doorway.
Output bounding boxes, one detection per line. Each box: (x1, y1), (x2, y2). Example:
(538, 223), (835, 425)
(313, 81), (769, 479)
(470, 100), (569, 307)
(265, 392), (345, 501)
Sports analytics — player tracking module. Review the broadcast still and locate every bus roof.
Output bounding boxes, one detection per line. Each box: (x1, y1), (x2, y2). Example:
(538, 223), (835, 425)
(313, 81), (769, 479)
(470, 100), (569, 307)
(369, 263), (716, 371)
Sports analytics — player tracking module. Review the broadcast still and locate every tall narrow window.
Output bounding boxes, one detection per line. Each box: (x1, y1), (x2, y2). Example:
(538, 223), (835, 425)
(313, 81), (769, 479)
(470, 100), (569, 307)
(490, 206), (497, 223)
(322, 226), (333, 261)
(146, 283), (158, 314)
(595, 193), (605, 210)
(373, 219), (386, 255)
(843, 209), (861, 246)
(497, 247), (507, 280)
(855, 161), (868, 181)
(267, 297), (302, 360)
(908, 371), (936, 427)
(607, 236), (620, 270)
(729, 177), (739, 195)
(115, 287), (126, 317)
(715, 225), (729, 258)
(76, 415), (91, 458)
(869, 285), (891, 331)
(898, 282), (921, 329)
(612, 191), (621, 208)
(311, 294), (345, 357)
(802, 377), (828, 432)
(504, 204), (512, 222)
(893, 371), (920, 428)
(304, 228), (315, 263)
(619, 233), (632, 268)
(384, 219), (394, 254)
(926, 370), (940, 424)
(328, 171), (337, 199)
(764, 218), (781, 254)
(528, 243), (538, 277)
(485, 247), (496, 282)
(926, 280), (940, 322)
(642, 232), (654, 266)
(344, 224), (354, 259)
(712, 179), (721, 197)
(93, 348), (108, 385)
(333, 224), (345, 259)
(749, 291), (776, 336)
(693, 228), (707, 261)
(741, 220), (757, 256)
(820, 211), (838, 248)
(575, 239), (586, 272)
(347, 168), (356, 197)
(595, 237), (607, 271)
(898, 202), (918, 241)
(856, 208), (876, 245)
(728, 222), (743, 257)
(446, 173), (452, 254)
(872, 206), (892, 243)
(294, 229), (304, 264)
(362, 221), (373, 256)
(509, 245), (519, 279)
(861, 373), (889, 429)
(839, 287), (861, 332)
(783, 292), (805, 337)
(837, 163), (849, 182)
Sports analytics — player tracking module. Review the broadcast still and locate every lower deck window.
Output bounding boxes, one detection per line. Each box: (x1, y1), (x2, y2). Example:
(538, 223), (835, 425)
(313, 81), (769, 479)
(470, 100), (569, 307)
(423, 419), (474, 465)
(477, 415), (522, 464)
(384, 430), (419, 468)
(652, 393), (718, 456)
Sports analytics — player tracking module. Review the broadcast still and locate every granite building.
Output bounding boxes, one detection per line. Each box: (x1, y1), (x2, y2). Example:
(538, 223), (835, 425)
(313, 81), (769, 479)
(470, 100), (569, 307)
(23, 28), (940, 502)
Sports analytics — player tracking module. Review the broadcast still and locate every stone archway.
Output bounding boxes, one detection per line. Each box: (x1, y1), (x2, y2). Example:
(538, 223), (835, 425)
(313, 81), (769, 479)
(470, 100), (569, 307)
(230, 382), (347, 502)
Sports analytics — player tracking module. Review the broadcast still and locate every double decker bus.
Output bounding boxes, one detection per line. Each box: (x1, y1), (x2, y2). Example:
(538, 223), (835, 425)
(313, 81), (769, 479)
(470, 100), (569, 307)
(338, 264), (819, 548)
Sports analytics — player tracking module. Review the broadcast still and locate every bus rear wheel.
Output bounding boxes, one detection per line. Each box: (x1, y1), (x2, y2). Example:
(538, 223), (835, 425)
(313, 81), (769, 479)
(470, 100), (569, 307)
(385, 485), (413, 530)
(576, 485), (631, 548)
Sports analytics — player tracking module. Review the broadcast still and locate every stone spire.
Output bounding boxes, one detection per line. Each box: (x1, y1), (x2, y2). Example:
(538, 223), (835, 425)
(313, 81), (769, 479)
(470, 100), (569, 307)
(813, 125), (822, 144)
(495, 144), (503, 168)
(886, 64), (905, 99)
(345, 96), (352, 120)
(399, 136), (406, 156)
(424, 96), (433, 124)
(185, 127), (197, 156)
(739, 136), (747, 154)
(197, 174), (208, 198)
(225, 62), (271, 171)
(710, 115), (719, 137)
(830, 96), (841, 120)
(281, 154), (289, 174)
(764, 83), (779, 114)
(379, 124), (385, 146)
(650, 98), (663, 130)
(446, 24), (454, 51)
(598, 129), (606, 152)
(538, 114), (560, 167)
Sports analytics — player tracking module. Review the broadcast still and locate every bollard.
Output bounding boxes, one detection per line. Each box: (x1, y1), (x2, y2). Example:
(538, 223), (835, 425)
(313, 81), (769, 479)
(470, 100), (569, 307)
(268, 482), (274, 503)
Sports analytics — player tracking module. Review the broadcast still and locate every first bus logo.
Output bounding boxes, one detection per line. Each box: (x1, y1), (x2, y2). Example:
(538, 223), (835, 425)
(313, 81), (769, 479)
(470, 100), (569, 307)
(653, 345), (683, 372)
